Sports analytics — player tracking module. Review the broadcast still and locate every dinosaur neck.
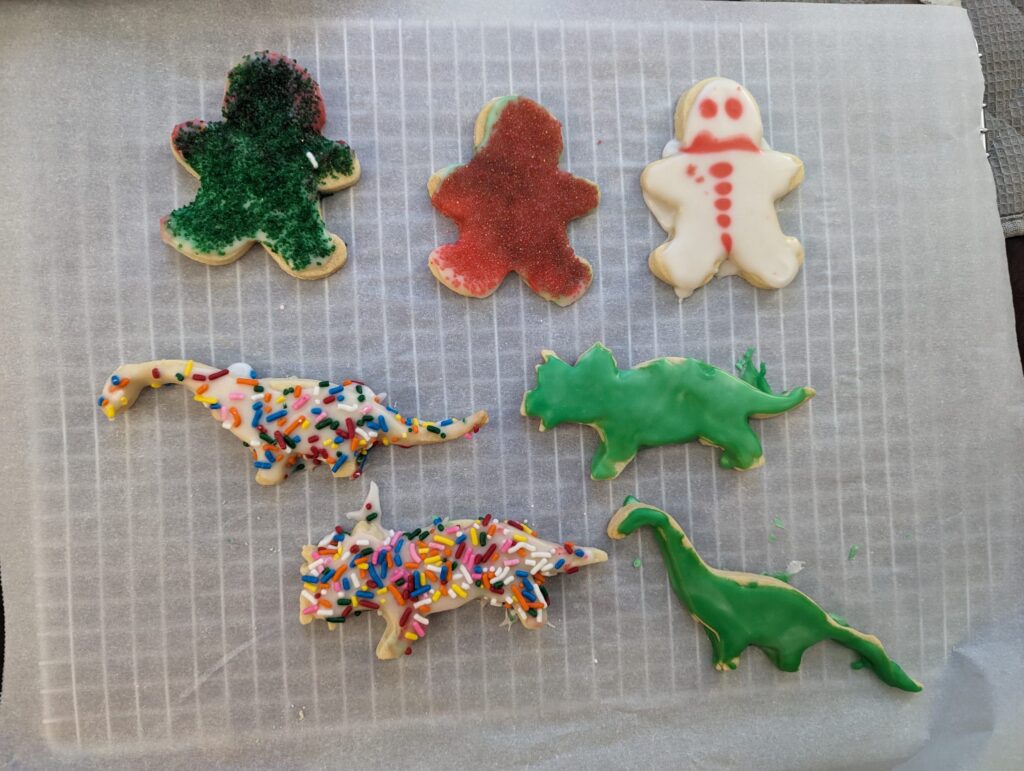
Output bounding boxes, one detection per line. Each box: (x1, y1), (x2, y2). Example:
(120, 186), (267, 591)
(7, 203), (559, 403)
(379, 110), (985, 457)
(627, 509), (714, 609)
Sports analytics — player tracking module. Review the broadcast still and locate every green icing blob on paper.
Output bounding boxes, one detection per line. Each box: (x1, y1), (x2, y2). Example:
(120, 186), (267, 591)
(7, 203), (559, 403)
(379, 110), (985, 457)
(165, 52), (355, 271)
(522, 344), (815, 480)
(607, 498), (922, 692)
(848, 544), (860, 561)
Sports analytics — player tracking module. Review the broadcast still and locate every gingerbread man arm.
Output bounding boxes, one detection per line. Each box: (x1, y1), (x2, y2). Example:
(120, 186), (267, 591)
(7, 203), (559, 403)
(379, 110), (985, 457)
(170, 120), (210, 179)
(640, 155), (690, 232)
(304, 134), (361, 193)
(427, 165), (473, 220)
(760, 150), (805, 199)
(556, 174), (601, 219)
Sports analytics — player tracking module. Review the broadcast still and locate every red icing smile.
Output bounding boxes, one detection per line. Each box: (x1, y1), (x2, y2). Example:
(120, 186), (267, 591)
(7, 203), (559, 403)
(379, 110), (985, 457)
(428, 97), (600, 306)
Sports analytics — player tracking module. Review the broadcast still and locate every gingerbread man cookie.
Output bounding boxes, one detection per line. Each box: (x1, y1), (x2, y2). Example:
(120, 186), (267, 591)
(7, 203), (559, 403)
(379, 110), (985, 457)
(161, 52), (360, 280)
(301, 482), (607, 659)
(99, 360), (486, 486)
(641, 78), (805, 299)
(428, 96), (600, 306)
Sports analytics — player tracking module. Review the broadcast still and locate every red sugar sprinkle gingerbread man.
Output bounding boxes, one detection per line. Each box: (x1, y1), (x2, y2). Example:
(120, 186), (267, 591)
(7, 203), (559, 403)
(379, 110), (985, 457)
(427, 96), (600, 307)
(641, 78), (805, 299)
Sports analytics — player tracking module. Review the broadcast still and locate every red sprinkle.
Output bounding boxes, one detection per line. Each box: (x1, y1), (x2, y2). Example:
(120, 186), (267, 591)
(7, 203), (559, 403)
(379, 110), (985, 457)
(208, 368), (229, 380)
(151, 367), (161, 379)
(191, 373), (207, 381)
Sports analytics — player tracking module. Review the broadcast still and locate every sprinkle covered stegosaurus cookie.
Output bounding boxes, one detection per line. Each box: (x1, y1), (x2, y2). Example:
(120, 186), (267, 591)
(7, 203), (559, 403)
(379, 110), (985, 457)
(608, 497), (922, 692)
(522, 344), (814, 479)
(642, 77), (805, 298)
(300, 483), (607, 659)
(99, 360), (487, 486)
(161, 52), (360, 279)
(428, 96), (600, 306)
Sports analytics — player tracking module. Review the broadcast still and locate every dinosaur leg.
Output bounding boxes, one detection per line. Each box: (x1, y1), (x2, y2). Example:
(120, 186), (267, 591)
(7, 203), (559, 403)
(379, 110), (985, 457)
(428, 240), (510, 299)
(374, 616), (405, 660)
(589, 432), (637, 480)
(254, 458), (289, 486)
(713, 424), (764, 471)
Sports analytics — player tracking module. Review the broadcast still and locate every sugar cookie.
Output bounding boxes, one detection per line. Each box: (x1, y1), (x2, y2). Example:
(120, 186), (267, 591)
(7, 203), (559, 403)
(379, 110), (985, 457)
(641, 77), (804, 298)
(521, 345), (814, 479)
(608, 497), (922, 692)
(428, 96), (600, 306)
(99, 360), (486, 486)
(161, 52), (360, 280)
(300, 482), (607, 659)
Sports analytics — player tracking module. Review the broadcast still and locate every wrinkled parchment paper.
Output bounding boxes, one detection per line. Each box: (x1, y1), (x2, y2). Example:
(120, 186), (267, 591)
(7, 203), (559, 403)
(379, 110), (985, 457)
(1, 1), (1022, 767)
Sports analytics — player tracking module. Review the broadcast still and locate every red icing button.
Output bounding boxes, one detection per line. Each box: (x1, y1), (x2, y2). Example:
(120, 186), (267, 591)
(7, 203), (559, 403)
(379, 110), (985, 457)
(725, 98), (743, 119)
(714, 198), (731, 211)
(699, 99), (718, 118)
(428, 98), (599, 306)
(709, 162), (733, 178)
(715, 182), (732, 195)
(686, 164), (696, 176)
(717, 214), (731, 227)
(721, 233), (733, 252)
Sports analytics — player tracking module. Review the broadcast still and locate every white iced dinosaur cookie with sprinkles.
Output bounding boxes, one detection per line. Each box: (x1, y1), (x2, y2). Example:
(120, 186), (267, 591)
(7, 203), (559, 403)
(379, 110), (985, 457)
(99, 360), (487, 486)
(300, 482), (607, 659)
(641, 77), (805, 299)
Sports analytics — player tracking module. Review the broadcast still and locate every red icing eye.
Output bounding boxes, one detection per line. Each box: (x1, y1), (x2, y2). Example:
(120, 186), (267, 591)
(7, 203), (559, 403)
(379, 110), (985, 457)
(725, 98), (743, 119)
(699, 99), (718, 118)
(709, 162), (733, 178)
(717, 214), (731, 227)
(715, 182), (732, 195)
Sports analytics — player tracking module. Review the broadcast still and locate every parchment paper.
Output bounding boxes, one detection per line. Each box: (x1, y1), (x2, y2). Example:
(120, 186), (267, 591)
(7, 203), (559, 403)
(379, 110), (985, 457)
(1, 1), (1022, 768)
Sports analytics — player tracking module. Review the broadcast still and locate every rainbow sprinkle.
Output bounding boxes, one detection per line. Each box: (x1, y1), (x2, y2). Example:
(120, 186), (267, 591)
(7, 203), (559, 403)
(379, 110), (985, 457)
(299, 483), (607, 659)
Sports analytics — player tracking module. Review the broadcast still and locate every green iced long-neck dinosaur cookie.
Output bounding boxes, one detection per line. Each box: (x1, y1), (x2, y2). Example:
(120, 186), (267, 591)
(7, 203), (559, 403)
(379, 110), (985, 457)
(521, 344), (814, 480)
(608, 498), (922, 692)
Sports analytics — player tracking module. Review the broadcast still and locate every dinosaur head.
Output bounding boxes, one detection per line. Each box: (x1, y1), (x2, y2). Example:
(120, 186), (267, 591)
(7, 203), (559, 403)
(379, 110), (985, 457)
(521, 344), (621, 429)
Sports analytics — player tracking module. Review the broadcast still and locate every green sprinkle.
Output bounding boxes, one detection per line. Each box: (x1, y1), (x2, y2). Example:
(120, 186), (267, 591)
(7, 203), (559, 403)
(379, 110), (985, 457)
(318, 381), (330, 387)
(253, 385), (264, 393)
(768, 533), (777, 543)
(175, 373), (185, 382)
(632, 558), (642, 569)
(848, 544), (860, 561)
(772, 517), (785, 530)
(366, 512), (378, 522)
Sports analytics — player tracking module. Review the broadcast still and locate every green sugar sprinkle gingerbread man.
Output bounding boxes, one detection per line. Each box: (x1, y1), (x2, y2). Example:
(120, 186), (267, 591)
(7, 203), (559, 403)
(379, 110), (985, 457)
(608, 498), (922, 692)
(521, 343), (814, 480)
(161, 51), (360, 279)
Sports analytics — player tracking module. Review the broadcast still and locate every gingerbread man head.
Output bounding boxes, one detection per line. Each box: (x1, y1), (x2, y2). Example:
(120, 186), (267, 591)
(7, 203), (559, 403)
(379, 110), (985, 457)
(222, 51), (327, 133)
(675, 77), (764, 152)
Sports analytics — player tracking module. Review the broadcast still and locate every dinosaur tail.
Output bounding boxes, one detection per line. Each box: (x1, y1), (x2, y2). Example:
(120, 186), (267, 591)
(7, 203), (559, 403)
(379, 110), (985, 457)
(827, 619), (923, 692)
(98, 360), (202, 420)
(393, 410), (488, 446)
(747, 385), (816, 417)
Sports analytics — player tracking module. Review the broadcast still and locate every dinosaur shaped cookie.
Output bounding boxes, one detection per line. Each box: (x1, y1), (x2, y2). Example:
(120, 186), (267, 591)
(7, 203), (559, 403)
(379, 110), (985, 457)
(521, 344), (814, 479)
(300, 482), (607, 659)
(608, 498), (922, 692)
(428, 95), (600, 306)
(99, 360), (486, 486)
(642, 77), (804, 298)
(161, 51), (360, 279)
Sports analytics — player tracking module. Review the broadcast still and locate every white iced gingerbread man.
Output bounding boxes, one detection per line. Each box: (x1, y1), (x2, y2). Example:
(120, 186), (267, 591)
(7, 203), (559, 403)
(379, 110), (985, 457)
(641, 77), (805, 299)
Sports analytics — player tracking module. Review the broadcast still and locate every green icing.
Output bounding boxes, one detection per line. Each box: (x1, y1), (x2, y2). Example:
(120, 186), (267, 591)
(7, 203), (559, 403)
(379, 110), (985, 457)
(166, 52), (355, 271)
(478, 95), (518, 148)
(764, 571), (791, 583)
(608, 498), (922, 692)
(848, 544), (860, 561)
(772, 517), (786, 530)
(521, 343), (815, 480)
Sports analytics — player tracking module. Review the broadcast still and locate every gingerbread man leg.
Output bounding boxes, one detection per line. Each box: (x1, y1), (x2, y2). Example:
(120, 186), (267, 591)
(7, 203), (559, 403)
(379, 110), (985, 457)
(649, 232), (725, 300)
(729, 230), (803, 291)
(517, 242), (593, 307)
(428, 241), (510, 299)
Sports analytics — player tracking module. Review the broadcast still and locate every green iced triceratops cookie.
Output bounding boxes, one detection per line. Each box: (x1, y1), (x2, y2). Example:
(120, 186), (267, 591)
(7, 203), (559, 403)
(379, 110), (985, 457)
(521, 343), (814, 479)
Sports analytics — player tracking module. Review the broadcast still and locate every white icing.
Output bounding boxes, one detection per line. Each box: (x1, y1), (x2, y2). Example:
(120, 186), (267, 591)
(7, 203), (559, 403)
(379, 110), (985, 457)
(642, 77), (805, 299)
